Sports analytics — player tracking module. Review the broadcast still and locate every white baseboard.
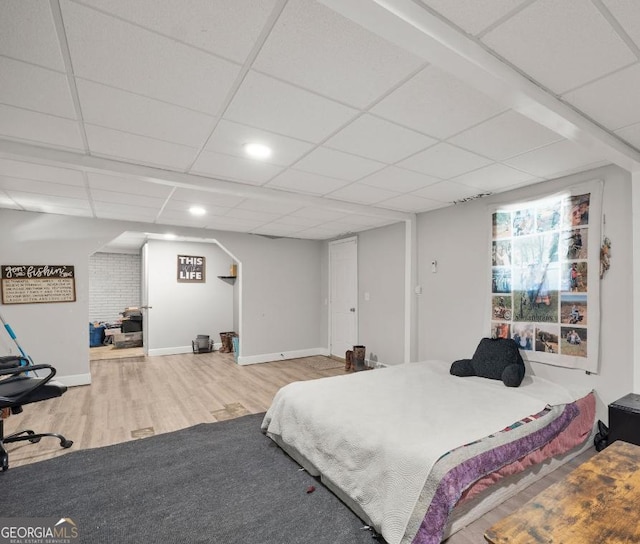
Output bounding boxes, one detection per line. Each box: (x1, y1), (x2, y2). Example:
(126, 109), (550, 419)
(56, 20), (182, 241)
(147, 345), (193, 356)
(145, 345), (354, 366)
(147, 342), (223, 356)
(57, 373), (92, 387)
(237, 347), (330, 366)
(366, 359), (388, 369)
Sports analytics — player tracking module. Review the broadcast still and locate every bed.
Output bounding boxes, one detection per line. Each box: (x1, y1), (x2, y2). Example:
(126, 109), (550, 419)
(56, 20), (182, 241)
(261, 359), (595, 544)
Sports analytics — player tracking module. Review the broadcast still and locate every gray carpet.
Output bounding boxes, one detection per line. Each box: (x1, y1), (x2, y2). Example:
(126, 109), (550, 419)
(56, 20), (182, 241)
(0, 414), (380, 543)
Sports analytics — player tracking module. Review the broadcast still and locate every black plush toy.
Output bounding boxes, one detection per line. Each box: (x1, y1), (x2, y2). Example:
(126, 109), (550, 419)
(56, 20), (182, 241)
(450, 337), (525, 387)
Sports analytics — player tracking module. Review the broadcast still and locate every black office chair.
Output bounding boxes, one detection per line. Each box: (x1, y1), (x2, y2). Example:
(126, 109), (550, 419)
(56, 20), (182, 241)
(0, 356), (72, 471)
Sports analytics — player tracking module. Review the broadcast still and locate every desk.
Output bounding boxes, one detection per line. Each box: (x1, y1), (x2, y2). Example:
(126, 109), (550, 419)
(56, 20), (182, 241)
(484, 440), (640, 544)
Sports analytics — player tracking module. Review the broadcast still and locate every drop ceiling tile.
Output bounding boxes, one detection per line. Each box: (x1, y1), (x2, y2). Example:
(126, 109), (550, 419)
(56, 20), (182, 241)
(281, 229), (313, 239)
(0, 191), (20, 209)
(450, 163), (538, 191)
(418, 0), (529, 36)
(173, 217), (223, 228)
(293, 147), (385, 182)
(274, 214), (324, 227)
(342, 214), (395, 227)
(323, 220), (372, 234)
(0, 57), (76, 118)
(93, 202), (159, 222)
(253, 0), (423, 108)
(87, 173), (174, 198)
(265, 169), (350, 195)
(90, 189), (167, 209)
(412, 180), (484, 203)
(0, 158), (85, 185)
(289, 207), (346, 222)
(77, 80), (216, 147)
(293, 227), (339, 240)
(296, 223), (356, 239)
(86, 125), (198, 170)
(8, 191), (91, 212)
(325, 183), (399, 205)
(191, 150), (283, 185)
(482, 0), (636, 94)
(251, 222), (306, 237)
(169, 188), (244, 209)
(448, 110), (564, 160)
(398, 143), (492, 179)
(205, 216), (264, 231)
(325, 115), (437, 163)
(225, 207), (280, 222)
(0, 0), (65, 70)
(236, 198), (303, 215)
(224, 71), (358, 143)
(0, 104), (85, 151)
(377, 193), (446, 213)
(562, 64), (640, 131)
(154, 208), (212, 227)
(0, 177), (87, 199)
(615, 122), (640, 149)
(504, 140), (609, 178)
(78, 0), (277, 63)
(204, 120), (314, 166)
(60, 0), (241, 113)
(160, 201), (232, 217)
(360, 166), (441, 193)
(372, 65), (505, 139)
(602, 0), (640, 49)
(20, 204), (93, 218)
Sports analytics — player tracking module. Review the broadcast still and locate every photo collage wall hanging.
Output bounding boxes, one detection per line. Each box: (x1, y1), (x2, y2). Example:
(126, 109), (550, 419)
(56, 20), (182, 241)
(489, 180), (602, 372)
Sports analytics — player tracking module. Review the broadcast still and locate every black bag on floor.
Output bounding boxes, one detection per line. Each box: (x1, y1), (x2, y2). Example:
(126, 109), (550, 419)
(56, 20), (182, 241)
(594, 420), (609, 451)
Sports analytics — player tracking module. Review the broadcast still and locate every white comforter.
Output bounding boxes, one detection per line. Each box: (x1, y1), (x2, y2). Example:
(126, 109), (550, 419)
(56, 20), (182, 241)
(261, 360), (585, 544)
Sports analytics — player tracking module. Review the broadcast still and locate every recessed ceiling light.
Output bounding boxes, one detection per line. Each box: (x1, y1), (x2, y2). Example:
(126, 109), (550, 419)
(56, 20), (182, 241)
(189, 206), (206, 216)
(244, 142), (272, 159)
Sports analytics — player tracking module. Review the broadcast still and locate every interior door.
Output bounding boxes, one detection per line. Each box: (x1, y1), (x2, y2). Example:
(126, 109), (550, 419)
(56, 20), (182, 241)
(329, 237), (357, 357)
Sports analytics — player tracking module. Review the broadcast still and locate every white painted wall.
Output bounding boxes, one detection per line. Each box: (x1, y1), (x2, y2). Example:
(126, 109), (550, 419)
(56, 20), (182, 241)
(415, 165), (633, 423)
(145, 240), (234, 355)
(0, 210), (128, 385)
(357, 222), (406, 365)
(209, 231), (324, 363)
(633, 171), (640, 394)
(0, 209), (325, 381)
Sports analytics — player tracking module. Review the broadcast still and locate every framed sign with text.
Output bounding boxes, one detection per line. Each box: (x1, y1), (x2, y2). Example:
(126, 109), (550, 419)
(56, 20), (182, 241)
(1, 265), (76, 304)
(177, 255), (206, 283)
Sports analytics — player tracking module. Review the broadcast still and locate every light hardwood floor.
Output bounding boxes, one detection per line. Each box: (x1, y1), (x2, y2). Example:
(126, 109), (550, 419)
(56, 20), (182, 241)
(89, 344), (145, 361)
(3, 352), (346, 469)
(2, 352), (596, 543)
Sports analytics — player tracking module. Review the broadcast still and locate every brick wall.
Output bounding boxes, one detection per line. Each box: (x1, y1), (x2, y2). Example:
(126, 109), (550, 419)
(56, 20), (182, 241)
(89, 252), (141, 323)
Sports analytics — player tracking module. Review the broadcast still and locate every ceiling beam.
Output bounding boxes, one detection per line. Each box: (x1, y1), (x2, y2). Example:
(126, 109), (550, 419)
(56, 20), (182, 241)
(320, 0), (640, 173)
(0, 138), (413, 221)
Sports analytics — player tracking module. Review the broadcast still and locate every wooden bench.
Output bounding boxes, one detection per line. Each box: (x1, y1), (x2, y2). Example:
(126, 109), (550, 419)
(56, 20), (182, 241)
(484, 440), (640, 543)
